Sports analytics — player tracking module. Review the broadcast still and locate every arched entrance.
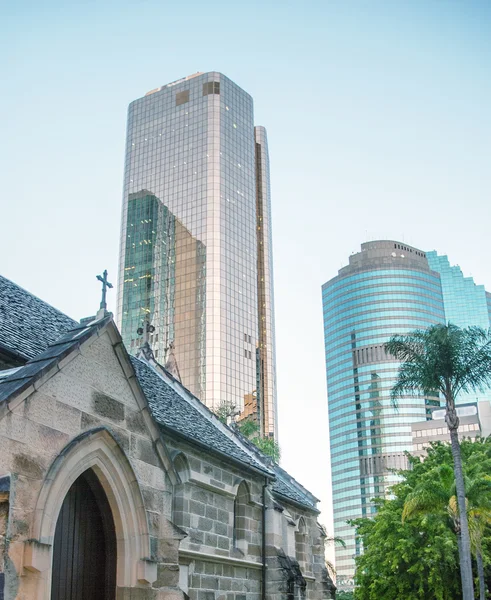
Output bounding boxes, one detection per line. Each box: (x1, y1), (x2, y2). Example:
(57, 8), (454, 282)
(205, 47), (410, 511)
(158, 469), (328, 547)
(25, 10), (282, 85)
(51, 469), (116, 600)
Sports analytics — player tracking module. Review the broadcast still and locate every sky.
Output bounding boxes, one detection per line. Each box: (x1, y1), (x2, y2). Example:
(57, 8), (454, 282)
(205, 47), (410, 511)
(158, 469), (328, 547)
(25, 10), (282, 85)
(2, 0), (491, 543)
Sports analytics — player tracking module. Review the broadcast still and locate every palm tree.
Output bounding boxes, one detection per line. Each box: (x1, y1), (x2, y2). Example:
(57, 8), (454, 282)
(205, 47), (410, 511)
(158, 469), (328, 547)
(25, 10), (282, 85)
(386, 324), (491, 600)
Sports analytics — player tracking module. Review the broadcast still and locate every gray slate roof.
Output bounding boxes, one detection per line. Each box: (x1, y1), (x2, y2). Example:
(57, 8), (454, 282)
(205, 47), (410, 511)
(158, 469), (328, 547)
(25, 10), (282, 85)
(131, 356), (271, 475)
(271, 464), (319, 510)
(0, 275), (77, 362)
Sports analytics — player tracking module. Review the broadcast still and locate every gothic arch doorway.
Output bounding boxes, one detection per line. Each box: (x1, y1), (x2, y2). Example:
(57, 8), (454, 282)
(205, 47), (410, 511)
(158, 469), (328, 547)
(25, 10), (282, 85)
(50, 469), (116, 600)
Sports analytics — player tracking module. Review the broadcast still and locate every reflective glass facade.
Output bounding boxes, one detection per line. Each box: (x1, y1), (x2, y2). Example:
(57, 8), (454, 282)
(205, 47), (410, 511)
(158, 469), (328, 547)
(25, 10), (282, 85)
(426, 251), (491, 329)
(427, 251), (491, 403)
(322, 241), (445, 582)
(117, 72), (277, 437)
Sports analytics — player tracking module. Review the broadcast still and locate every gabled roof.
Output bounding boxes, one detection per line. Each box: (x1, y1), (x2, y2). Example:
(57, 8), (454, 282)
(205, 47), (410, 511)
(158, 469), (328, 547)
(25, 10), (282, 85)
(229, 423), (319, 511)
(0, 275), (77, 362)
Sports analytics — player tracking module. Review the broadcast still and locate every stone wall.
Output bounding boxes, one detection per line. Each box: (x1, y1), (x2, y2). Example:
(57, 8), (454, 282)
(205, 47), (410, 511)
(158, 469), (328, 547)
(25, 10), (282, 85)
(165, 438), (264, 599)
(184, 560), (261, 600)
(264, 497), (335, 600)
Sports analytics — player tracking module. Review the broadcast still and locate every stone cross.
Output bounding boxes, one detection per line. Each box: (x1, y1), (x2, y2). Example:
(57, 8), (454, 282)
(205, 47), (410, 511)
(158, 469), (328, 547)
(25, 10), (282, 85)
(96, 270), (113, 311)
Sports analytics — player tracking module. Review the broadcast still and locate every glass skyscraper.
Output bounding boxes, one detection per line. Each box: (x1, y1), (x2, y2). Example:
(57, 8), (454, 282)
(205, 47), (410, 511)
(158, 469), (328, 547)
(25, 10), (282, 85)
(322, 240), (491, 582)
(117, 72), (277, 438)
(322, 241), (445, 582)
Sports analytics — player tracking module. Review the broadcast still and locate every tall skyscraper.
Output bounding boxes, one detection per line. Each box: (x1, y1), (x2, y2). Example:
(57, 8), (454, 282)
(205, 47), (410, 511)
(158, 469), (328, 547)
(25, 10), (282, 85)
(117, 72), (277, 438)
(322, 241), (491, 582)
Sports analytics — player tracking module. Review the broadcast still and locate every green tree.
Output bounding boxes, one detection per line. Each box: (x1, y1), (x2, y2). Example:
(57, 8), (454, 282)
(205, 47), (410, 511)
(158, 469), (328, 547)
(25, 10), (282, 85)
(352, 490), (460, 599)
(468, 478), (491, 600)
(386, 324), (491, 600)
(351, 439), (491, 600)
(214, 399), (240, 424)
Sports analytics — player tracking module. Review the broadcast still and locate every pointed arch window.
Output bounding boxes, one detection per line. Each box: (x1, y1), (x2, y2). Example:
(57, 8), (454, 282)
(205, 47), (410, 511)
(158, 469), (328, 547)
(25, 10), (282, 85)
(295, 517), (307, 569)
(233, 481), (250, 553)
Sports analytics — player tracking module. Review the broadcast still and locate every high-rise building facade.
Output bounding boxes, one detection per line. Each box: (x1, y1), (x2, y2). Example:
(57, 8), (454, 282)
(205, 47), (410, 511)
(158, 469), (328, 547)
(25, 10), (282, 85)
(322, 241), (446, 582)
(117, 72), (277, 438)
(323, 241), (491, 581)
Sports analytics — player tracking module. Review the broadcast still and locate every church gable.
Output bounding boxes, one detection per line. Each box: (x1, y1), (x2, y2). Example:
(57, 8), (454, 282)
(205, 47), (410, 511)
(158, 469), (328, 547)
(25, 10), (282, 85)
(0, 317), (188, 599)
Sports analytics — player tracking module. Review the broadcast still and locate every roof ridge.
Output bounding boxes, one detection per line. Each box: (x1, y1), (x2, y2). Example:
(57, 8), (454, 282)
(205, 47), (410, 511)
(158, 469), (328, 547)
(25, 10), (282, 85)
(273, 463), (320, 504)
(131, 355), (274, 474)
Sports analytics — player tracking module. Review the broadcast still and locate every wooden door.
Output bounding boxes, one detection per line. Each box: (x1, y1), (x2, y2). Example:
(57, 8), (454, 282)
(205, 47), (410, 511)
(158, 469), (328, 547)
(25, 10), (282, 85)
(51, 470), (116, 600)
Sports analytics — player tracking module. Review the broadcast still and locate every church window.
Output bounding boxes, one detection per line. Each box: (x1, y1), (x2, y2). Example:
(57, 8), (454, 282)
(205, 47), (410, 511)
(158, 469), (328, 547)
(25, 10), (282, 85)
(233, 481), (250, 553)
(295, 517), (307, 569)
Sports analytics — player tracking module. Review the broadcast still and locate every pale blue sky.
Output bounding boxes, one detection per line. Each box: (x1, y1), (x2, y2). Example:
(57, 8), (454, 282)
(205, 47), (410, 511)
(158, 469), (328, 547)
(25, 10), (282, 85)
(2, 1), (491, 532)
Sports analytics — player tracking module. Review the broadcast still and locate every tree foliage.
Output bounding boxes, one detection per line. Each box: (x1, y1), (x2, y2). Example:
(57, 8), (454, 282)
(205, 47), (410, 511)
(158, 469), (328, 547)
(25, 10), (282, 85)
(385, 324), (491, 405)
(351, 439), (491, 600)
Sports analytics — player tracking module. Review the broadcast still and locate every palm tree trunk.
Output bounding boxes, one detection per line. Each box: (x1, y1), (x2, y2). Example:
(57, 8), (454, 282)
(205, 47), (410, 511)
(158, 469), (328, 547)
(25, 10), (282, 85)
(477, 550), (485, 600)
(449, 425), (475, 600)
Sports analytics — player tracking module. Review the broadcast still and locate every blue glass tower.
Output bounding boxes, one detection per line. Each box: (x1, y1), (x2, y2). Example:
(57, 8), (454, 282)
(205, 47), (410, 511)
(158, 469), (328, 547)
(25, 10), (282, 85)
(323, 241), (491, 583)
(322, 241), (447, 582)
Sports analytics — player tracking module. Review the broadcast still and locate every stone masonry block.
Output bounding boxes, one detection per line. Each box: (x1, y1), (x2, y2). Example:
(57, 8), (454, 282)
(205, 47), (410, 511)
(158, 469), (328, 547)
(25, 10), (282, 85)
(13, 453), (46, 480)
(189, 500), (206, 516)
(201, 575), (219, 591)
(198, 517), (214, 532)
(54, 401), (82, 434)
(204, 533), (218, 547)
(23, 393), (55, 428)
(219, 578), (232, 591)
(93, 392), (125, 422)
(126, 410), (147, 435)
(24, 420), (69, 456)
(205, 505), (218, 520)
(155, 563), (179, 587)
(131, 436), (160, 467)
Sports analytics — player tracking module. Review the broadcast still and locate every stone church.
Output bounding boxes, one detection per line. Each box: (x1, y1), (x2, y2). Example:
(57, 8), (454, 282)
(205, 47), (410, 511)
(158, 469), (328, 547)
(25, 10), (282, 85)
(0, 274), (335, 600)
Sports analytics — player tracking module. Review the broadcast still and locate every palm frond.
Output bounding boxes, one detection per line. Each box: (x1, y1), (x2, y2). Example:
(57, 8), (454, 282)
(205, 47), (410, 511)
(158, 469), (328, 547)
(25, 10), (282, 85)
(387, 324), (491, 412)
